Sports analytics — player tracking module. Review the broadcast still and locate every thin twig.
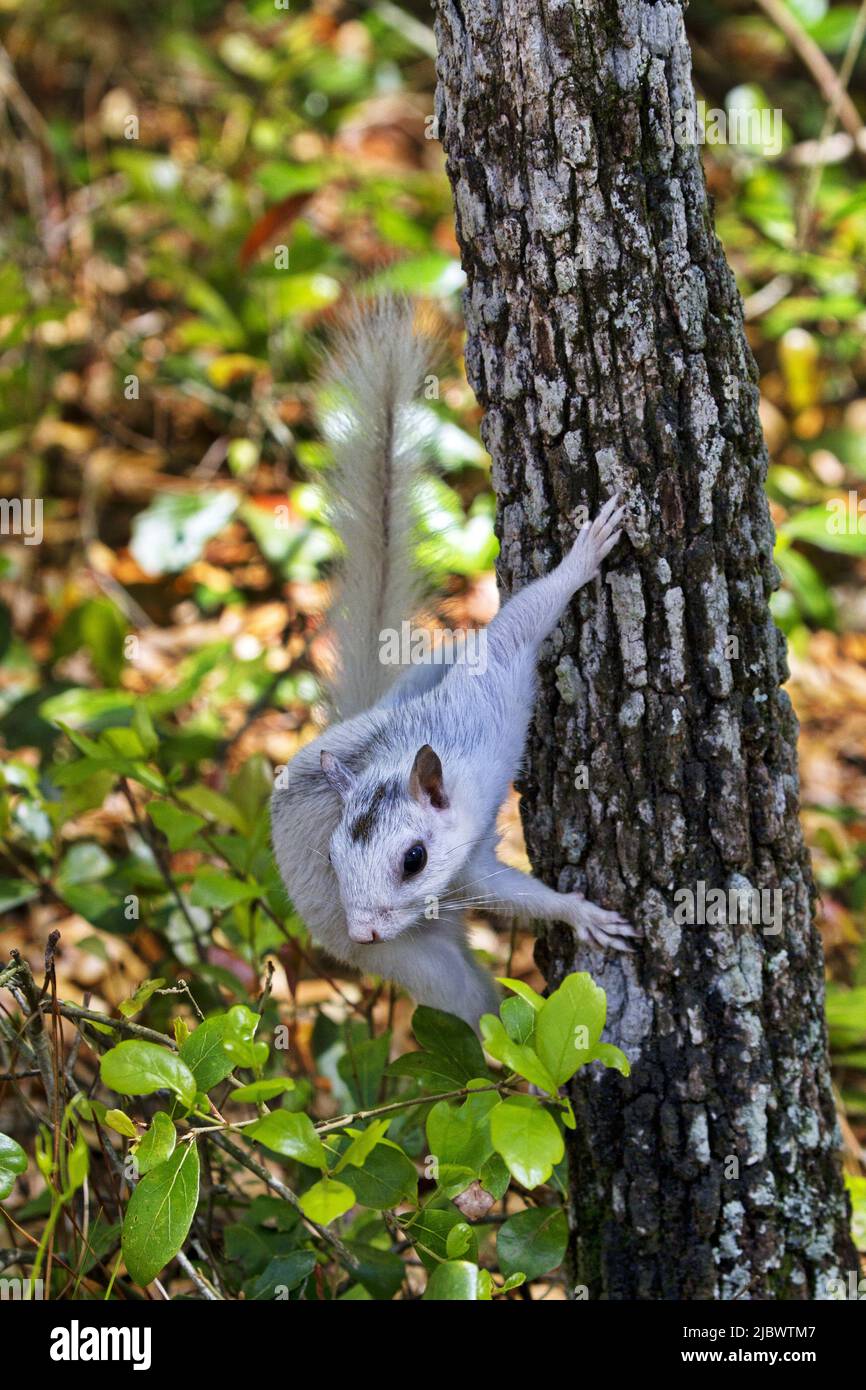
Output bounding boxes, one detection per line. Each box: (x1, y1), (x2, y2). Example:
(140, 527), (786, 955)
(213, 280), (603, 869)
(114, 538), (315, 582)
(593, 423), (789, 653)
(176, 1250), (223, 1301)
(38, 999), (179, 1048)
(205, 1131), (359, 1271)
(314, 1079), (515, 1135)
(796, 0), (866, 245)
(754, 0), (866, 165)
(119, 778), (206, 959)
(182, 1077), (513, 1142)
(6, 952), (55, 1111)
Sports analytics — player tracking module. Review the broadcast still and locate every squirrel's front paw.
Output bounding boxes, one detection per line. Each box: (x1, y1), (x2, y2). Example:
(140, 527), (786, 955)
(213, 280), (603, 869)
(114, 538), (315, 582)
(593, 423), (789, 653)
(568, 494), (625, 584)
(566, 893), (638, 952)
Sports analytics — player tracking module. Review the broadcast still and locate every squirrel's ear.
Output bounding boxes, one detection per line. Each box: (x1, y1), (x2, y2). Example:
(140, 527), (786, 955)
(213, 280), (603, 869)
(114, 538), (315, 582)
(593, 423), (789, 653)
(320, 750), (355, 801)
(409, 745), (449, 810)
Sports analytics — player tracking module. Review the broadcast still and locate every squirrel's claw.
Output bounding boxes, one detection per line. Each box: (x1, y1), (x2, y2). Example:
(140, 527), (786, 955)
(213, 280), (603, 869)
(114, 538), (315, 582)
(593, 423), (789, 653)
(568, 897), (640, 953)
(568, 495), (626, 582)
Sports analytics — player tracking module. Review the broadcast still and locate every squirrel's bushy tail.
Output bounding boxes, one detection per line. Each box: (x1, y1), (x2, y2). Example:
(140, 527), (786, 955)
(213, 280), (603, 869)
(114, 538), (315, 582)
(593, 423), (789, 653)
(317, 296), (432, 718)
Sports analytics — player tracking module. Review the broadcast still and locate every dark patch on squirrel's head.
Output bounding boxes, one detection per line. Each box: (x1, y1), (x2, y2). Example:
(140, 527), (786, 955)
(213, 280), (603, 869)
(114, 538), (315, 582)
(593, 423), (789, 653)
(325, 748), (470, 947)
(349, 778), (400, 843)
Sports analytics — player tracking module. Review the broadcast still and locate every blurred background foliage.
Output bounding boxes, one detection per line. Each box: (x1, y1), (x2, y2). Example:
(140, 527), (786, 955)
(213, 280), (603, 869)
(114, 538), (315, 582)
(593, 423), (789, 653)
(1, 0), (866, 1292)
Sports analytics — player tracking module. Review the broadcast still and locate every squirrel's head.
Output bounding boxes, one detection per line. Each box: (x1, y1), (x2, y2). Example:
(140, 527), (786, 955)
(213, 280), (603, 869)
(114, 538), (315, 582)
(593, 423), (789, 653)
(321, 744), (469, 945)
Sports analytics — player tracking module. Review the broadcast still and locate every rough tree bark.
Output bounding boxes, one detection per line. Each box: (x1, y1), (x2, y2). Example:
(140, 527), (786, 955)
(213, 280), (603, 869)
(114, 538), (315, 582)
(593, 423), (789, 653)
(434, 0), (856, 1298)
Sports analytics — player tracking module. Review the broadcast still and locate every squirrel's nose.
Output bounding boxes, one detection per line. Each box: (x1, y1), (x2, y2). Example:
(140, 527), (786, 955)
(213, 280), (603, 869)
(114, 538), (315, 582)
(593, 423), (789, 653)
(347, 914), (380, 944)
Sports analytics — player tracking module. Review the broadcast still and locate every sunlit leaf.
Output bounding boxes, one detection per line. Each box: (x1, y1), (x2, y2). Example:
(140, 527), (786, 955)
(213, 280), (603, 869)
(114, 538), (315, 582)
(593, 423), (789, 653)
(490, 1097), (564, 1190)
(100, 1040), (197, 1109)
(122, 1142), (200, 1286)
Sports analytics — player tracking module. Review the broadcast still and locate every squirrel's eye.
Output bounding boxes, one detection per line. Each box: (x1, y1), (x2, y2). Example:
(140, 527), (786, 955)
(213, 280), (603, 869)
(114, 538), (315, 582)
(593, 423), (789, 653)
(402, 843), (427, 878)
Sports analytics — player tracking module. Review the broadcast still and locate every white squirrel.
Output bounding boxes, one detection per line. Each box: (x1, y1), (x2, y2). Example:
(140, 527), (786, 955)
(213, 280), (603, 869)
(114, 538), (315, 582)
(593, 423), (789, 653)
(271, 298), (636, 1029)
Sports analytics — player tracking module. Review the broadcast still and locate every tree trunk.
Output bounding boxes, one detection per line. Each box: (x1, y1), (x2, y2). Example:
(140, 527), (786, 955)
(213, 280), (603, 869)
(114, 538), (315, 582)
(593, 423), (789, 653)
(434, 0), (855, 1299)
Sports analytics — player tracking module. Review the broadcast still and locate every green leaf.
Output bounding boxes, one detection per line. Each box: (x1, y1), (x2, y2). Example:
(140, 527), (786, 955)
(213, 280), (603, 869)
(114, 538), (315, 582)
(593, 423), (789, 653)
(341, 1142), (417, 1211)
(230, 1078), (296, 1103)
(76, 1098), (107, 1124)
(189, 867), (259, 910)
(40, 687), (136, 730)
(76, 1218), (124, 1278)
(133, 1112), (177, 1176)
(497, 977), (545, 1012)
(336, 1032), (391, 1109)
(479, 1014), (559, 1095)
(118, 977), (166, 1019)
(148, 801), (206, 851)
(65, 1131), (89, 1195)
(99, 727), (150, 760)
(100, 1040), (197, 1109)
(220, 1003), (268, 1071)
(847, 1174), (866, 1253)
(58, 879), (133, 934)
(559, 1094), (576, 1130)
(386, 1050), (473, 1091)
(105, 1109), (138, 1139)
(779, 502), (866, 556)
(501, 994), (536, 1045)
(0, 1131), (27, 1200)
(224, 1219), (301, 1276)
(248, 1110), (327, 1168)
(775, 546), (836, 628)
(54, 598), (127, 686)
(0, 878), (39, 913)
(342, 1241), (405, 1300)
(497, 1206), (568, 1281)
(298, 1177), (355, 1226)
(176, 785), (248, 832)
(333, 1118), (391, 1174)
(131, 704), (159, 755)
(490, 1097), (564, 1190)
(256, 161), (328, 200)
(122, 1141), (200, 1287)
(590, 1042), (631, 1077)
(479, 1151), (511, 1201)
(405, 1208), (477, 1272)
(499, 1272), (526, 1293)
(535, 972), (606, 1086)
(179, 1016), (236, 1093)
(826, 987), (866, 1049)
(367, 254), (465, 300)
(244, 1251), (316, 1299)
(425, 1089), (498, 1196)
(57, 841), (113, 889)
(410, 1006), (488, 1084)
(446, 1221), (474, 1258)
(423, 1259), (482, 1300)
(228, 755), (273, 833)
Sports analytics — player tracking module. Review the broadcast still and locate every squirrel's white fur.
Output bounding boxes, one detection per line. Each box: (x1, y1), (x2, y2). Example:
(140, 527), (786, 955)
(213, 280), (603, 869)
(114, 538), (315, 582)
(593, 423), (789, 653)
(318, 297), (432, 718)
(271, 298), (635, 1029)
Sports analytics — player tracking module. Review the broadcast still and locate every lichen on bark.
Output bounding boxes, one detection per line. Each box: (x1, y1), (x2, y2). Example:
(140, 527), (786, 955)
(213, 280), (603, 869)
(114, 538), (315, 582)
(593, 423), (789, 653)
(434, 0), (855, 1298)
